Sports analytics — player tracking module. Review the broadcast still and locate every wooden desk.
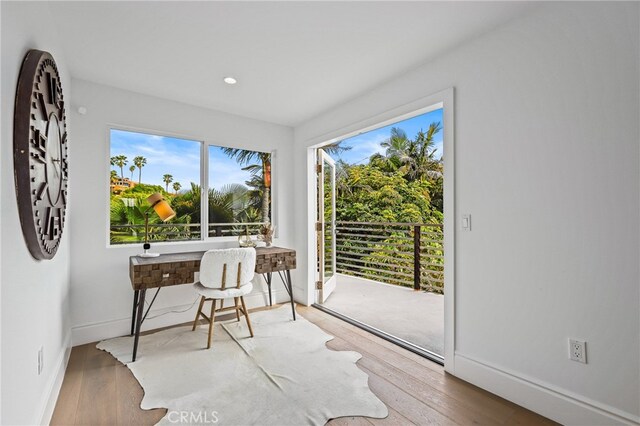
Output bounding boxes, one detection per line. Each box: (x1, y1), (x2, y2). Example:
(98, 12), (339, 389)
(129, 246), (296, 361)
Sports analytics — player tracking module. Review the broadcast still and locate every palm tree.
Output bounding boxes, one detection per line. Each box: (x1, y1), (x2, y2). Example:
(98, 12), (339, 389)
(133, 156), (147, 184)
(129, 165), (136, 180)
(373, 123), (442, 181)
(335, 160), (353, 198)
(221, 149), (272, 223)
(381, 128), (410, 158)
(163, 174), (174, 192)
(172, 182), (202, 225)
(209, 183), (250, 223)
(376, 127), (411, 173)
(110, 170), (118, 183)
(172, 182), (182, 195)
(110, 155), (128, 179)
(322, 141), (351, 157)
(405, 122), (442, 181)
(241, 164), (266, 211)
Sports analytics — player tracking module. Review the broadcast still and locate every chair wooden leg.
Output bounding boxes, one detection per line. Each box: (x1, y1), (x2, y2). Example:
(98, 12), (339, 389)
(192, 296), (205, 331)
(234, 297), (241, 322)
(240, 296), (254, 338)
(207, 299), (216, 349)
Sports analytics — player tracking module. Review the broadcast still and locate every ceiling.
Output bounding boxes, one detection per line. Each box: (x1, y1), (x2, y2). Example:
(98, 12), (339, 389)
(50, 1), (536, 127)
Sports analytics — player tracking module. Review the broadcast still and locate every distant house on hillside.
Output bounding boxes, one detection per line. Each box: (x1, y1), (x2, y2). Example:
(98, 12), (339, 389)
(110, 178), (137, 194)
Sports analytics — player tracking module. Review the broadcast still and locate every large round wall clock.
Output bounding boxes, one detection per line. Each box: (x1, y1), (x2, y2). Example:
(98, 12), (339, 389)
(13, 49), (68, 260)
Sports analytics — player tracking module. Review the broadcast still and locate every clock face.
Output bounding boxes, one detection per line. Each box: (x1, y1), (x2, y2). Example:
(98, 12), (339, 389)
(14, 50), (68, 260)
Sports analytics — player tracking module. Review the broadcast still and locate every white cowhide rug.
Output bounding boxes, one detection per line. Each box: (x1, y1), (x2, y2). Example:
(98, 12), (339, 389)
(97, 306), (388, 425)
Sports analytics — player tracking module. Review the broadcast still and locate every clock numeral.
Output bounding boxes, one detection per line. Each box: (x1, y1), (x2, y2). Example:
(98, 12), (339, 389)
(30, 130), (47, 163)
(35, 92), (50, 120)
(33, 182), (48, 205)
(42, 207), (51, 237)
(46, 72), (58, 105)
(43, 207), (60, 241)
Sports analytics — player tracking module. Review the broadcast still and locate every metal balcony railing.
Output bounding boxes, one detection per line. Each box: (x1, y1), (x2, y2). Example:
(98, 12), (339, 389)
(207, 222), (265, 238)
(111, 220), (444, 293)
(109, 222), (267, 244)
(334, 221), (444, 293)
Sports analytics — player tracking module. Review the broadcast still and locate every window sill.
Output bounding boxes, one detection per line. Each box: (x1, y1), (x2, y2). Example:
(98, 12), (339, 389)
(106, 236), (254, 249)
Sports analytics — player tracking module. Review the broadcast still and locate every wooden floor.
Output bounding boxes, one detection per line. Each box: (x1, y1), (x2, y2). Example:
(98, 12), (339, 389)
(51, 305), (556, 425)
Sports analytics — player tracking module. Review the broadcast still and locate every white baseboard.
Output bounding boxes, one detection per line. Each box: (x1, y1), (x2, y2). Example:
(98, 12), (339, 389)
(72, 289), (291, 346)
(37, 332), (72, 426)
(454, 353), (639, 425)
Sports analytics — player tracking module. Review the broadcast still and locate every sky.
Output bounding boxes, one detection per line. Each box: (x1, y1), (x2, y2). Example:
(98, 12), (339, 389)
(333, 108), (443, 165)
(111, 109), (443, 190)
(208, 146), (258, 190)
(110, 129), (259, 190)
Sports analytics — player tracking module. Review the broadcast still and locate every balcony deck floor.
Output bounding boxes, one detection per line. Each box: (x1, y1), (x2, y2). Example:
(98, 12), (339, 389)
(322, 273), (444, 356)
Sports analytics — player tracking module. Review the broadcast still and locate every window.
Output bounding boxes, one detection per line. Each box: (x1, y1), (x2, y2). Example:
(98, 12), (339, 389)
(208, 146), (271, 237)
(109, 129), (272, 245)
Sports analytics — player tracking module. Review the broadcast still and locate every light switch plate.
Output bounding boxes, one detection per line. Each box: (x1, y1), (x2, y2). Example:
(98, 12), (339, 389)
(462, 214), (471, 231)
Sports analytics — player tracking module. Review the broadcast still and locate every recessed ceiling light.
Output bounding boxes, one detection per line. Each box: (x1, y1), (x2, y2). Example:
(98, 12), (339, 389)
(223, 77), (237, 85)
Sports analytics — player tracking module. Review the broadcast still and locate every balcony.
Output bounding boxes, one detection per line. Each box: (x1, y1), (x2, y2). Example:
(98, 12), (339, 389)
(334, 221), (444, 292)
(320, 221), (444, 357)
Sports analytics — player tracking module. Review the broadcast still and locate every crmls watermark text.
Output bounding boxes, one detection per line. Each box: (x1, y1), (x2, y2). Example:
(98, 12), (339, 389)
(167, 410), (219, 424)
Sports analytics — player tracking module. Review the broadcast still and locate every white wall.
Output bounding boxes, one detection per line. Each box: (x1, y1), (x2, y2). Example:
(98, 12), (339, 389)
(69, 79), (294, 345)
(1, 2), (73, 425)
(294, 2), (639, 424)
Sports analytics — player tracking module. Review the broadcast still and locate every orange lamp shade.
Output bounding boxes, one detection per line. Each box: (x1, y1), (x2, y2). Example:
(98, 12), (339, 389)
(264, 161), (271, 188)
(146, 193), (176, 222)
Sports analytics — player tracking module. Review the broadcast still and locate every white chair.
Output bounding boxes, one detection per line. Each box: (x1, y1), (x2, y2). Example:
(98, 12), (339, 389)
(192, 248), (256, 348)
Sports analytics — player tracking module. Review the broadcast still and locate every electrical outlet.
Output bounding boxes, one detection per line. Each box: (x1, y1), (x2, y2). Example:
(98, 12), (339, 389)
(569, 339), (586, 363)
(37, 346), (44, 375)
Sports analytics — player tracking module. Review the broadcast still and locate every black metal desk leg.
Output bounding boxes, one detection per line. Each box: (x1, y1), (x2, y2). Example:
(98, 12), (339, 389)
(130, 290), (139, 336)
(132, 289), (146, 362)
(266, 272), (273, 306)
(286, 270), (296, 320)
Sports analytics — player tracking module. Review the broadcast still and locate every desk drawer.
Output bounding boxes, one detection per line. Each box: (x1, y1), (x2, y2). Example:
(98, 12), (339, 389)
(132, 260), (200, 289)
(255, 251), (296, 274)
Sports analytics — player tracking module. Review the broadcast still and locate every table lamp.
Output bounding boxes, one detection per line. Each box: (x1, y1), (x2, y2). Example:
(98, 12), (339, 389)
(139, 193), (176, 257)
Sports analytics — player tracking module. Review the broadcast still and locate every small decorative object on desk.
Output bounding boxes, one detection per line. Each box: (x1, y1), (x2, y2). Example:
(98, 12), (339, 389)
(238, 226), (256, 248)
(258, 223), (275, 247)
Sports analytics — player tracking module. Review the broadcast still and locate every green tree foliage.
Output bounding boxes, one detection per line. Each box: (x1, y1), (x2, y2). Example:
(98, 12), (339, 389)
(172, 182), (201, 224)
(336, 166), (441, 224)
(335, 123), (443, 224)
(133, 156), (147, 183)
(110, 177), (264, 244)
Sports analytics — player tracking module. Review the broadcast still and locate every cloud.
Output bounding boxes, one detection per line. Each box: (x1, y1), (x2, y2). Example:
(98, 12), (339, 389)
(337, 132), (388, 164)
(209, 157), (254, 189)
